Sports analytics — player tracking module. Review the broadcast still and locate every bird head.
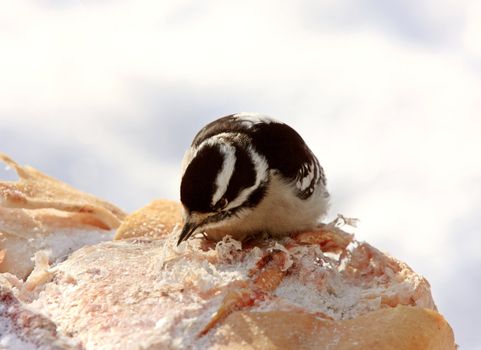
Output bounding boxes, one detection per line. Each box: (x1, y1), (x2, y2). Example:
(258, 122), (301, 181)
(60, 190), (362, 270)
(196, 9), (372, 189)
(178, 134), (268, 245)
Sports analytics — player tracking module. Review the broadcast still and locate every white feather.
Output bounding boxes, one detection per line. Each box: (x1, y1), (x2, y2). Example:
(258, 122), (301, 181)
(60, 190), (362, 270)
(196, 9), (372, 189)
(233, 112), (280, 126)
(225, 145), (269, 210)
(204, 174), (329, 241)
(211, 143), (236, 206)
(182, 132), (236, 176)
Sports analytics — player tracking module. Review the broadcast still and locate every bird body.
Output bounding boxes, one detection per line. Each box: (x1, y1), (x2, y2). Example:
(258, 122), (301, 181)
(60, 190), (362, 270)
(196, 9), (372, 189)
(178, 113), (329, 244)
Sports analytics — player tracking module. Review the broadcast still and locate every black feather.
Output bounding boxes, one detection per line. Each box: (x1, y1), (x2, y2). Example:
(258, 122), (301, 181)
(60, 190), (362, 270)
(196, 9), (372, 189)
(189, 114), (324, 201)
(180, 144), (224, 213)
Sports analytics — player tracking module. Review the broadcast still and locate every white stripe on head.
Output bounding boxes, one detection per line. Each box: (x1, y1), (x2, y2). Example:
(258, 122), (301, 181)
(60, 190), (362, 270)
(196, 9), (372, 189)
(211, 142), (236, 206)
(188, 133), (239, 207)
(180, 147), (196, 176)
(225, 145), (268, 210)
(233, 112), (281, 126)
(182, 132), (234, 176)
(183, 130), (268, 211)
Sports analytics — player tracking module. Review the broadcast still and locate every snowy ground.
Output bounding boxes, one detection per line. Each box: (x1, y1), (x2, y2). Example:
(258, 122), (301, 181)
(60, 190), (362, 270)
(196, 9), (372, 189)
(1, 1), (480, 348)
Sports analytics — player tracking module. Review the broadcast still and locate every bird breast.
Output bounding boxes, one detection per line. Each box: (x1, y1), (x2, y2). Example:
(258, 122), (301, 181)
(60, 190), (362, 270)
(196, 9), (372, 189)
(204, 174), (329, 241)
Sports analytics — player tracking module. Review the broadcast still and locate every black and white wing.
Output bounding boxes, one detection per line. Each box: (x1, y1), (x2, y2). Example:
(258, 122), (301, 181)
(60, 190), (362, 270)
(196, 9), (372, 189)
(185, 113), (326, 201)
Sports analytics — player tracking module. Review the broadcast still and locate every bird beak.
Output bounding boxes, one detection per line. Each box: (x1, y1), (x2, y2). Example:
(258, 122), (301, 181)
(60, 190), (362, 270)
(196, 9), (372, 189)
(177, 211), (221, 246)
(177, 216), (204, 246)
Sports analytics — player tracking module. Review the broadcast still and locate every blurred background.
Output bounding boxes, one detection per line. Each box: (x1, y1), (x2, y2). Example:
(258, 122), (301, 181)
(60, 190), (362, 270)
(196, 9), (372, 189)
(1, 0), (480, 347)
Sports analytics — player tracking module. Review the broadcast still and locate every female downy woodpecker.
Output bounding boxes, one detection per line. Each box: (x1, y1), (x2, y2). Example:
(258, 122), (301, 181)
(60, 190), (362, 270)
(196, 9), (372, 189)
(178, 113), (329, 245)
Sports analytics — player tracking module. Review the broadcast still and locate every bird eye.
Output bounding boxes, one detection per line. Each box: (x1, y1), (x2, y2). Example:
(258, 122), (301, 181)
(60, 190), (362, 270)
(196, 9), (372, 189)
(217, 197), (228, 210)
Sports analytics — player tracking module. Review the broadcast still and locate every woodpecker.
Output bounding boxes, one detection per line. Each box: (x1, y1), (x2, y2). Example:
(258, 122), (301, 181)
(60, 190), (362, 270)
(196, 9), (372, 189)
(177, 113), (329, 245)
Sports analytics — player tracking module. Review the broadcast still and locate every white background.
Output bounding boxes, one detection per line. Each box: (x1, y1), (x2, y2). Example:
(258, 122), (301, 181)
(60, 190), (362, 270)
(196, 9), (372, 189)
(1, 1), (480, 348)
